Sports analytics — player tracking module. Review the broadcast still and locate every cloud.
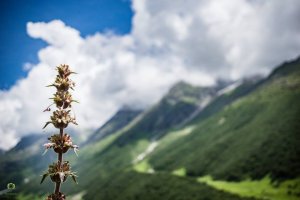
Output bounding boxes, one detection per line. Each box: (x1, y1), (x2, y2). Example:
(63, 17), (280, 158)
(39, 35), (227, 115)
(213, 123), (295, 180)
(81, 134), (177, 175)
(132, 0), (300, 78)
(1, 0), (300, 150)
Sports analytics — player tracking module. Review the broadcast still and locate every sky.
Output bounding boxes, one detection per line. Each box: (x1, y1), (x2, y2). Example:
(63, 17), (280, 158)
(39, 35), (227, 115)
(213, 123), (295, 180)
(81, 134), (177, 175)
(0, 0), (133, 89)
(0, 0), (300, 150)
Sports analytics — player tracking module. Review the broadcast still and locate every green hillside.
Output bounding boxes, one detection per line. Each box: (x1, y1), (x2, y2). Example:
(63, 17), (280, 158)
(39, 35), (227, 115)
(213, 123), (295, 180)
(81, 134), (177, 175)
(148, 58), (300, 181)
(79, 58), (299, 200)
(84, 171), (257, 200)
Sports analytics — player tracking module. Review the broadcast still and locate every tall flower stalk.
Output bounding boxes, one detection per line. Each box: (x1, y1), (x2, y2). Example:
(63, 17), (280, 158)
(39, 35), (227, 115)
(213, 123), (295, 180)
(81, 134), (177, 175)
(41, 64), (78, 200)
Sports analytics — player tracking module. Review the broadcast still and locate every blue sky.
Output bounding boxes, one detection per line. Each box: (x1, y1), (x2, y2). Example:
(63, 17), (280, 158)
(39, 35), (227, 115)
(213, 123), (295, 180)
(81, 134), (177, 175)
(0, 0), (133, 89)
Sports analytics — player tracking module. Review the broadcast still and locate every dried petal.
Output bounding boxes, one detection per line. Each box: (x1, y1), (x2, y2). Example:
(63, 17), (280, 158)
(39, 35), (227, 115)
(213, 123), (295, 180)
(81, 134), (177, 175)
(42, 148), (48, 156)
(59, 172), (65, 182)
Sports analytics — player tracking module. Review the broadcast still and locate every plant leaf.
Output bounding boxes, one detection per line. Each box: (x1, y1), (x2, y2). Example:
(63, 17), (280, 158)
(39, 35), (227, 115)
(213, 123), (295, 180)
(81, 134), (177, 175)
(43, 122), (52, 129)
(40, 174), (48, 184)
(71, 174), (78, 184)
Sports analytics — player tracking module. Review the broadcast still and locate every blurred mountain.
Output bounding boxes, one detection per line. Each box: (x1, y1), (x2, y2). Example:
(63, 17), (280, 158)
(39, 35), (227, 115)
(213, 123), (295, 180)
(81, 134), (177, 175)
(9, 134), (43, 153)
(1, 57), (300, 200)
(85, 108), (143, 145)
(149, 58), (300, 181)
(114, 81), (217, 146)
(0, 134), (54, 190)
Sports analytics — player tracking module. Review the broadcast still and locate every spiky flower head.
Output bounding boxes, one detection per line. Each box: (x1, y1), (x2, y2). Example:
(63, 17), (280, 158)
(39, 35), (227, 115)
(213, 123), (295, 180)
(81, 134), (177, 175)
(43, 64), (78, 129)
(41, 161), (77, 184)
(43, 133), (78, 155)
(41, 64), (78, 200)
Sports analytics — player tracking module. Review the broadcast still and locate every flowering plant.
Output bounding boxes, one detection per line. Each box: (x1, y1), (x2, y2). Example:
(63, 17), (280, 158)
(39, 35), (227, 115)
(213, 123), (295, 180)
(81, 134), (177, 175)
(41, 64), (78, 200)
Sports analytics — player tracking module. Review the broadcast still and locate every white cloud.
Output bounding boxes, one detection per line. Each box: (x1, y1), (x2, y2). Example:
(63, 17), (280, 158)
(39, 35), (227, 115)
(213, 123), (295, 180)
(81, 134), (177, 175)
(1, 0), (300, 150)
(22, 63), (34, 71)
(132, 0), (300, 78)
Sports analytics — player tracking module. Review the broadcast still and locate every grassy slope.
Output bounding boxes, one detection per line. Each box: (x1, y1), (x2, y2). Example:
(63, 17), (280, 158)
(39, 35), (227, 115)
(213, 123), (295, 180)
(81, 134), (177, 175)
(84, 171), (257, 200)
(148, 62), (300, 181)
(131, 162), (300, 200)
(198, 176), (300, 200)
